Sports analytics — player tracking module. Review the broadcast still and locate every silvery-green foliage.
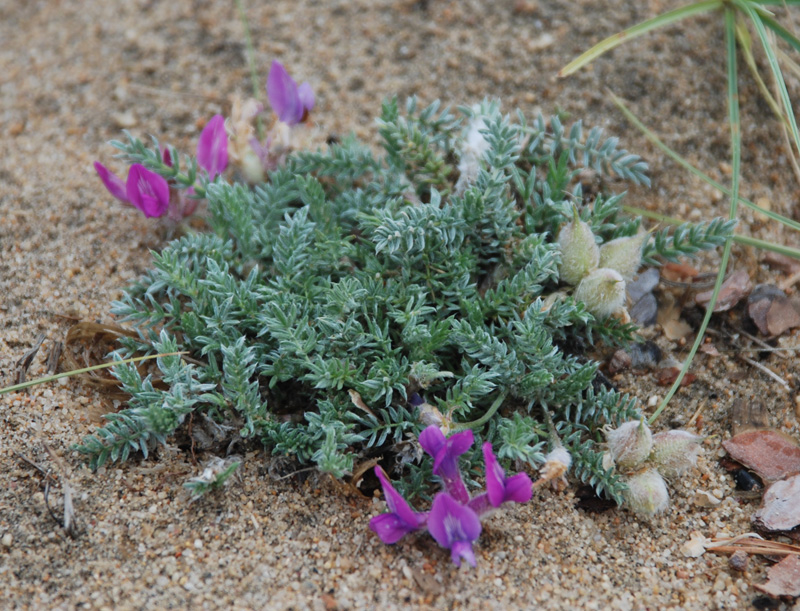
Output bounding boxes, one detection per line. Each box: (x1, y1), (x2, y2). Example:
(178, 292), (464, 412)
(77, 98), (726, 502)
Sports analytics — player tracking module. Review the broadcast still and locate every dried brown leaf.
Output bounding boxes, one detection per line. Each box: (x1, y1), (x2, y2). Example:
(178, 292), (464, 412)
(768, 299), (800, 337)
(754, 554), (800, 599)
(723, 430), (800, 483)
(695, 270), (752, 312)
(748, 285), (800, 337)
(753, 474), (800, 532)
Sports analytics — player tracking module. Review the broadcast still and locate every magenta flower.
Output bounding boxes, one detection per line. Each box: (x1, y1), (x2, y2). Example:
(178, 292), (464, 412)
(481, 442), (533, 507)
(196, 114), (228, 178)
(94, 162), (127, 202)
(419, 426), (473, 504)
(267, 60), (315, 126)
(126, 164), (170, 218)
(427, 493), (482, 568)
(94, 161), (170, 218)
(369, 466), (428, 544)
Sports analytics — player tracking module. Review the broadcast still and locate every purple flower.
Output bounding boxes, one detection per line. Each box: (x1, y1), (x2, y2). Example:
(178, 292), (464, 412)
(196, 114), (228, 178)
(94, 162), (170, 218)
(267, 60), (315, 126)
(482, 442), (532, 507)
(419, 426), (473, 504)
(369, 466), (428, 544)
(427, 493), (482, 568)
(94, 161), (128, 202)
(126, 164), (170, 218)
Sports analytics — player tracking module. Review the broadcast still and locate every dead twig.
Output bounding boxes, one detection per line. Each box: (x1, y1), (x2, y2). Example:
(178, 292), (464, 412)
(736, 327), (791, 360)
(45, 341), (63, 374)
(15, 448), (80, 539)
(708, 533), (800, 557)
(43, 444), (79, 539)
(15, 334), (46, 385)
(704, 327), (791, 391)
(737, 354), (791, 392)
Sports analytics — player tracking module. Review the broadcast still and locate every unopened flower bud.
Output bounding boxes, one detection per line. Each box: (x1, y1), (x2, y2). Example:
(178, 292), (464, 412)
(599, 232), (648, 282)
(649, 430), (703, 478)
(606, 420), (652, 470)
(623, 469), (669, 517)
(574, 268), (626, 318)
(557, 211), (599, 286)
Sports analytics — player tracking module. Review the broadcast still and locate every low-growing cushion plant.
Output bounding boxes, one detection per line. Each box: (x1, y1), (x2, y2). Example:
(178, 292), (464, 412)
(75, 95), (733, 506)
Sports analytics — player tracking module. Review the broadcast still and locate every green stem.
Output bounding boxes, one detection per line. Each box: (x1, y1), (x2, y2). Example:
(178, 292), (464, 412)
(455, 393), (507, 431)
(235, 0), (265, 141)
(0, 352), (187, 395)
(650, 6), (741, 424)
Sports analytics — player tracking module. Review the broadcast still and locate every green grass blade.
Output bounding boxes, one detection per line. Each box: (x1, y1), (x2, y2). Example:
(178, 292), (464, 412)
(759, 12), (800, 54)
(736, 15), (789, 125)
(559, 0), (723, 77)
(235, 0), (265, 141)
(609, 90), (800, 232)
(743, 5), (800, 158)
(749, 0), (800, 6)
(0, 351), (188, 395)
(651, 7), (742, 425)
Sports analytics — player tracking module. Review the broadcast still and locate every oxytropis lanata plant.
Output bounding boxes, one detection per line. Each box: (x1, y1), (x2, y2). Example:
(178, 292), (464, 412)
(80, 61), (733, 529)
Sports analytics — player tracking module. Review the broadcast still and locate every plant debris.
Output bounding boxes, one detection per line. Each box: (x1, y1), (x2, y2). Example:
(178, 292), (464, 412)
(747, 284), (800, 337)
(695, 269), (752, 312)
(753, 474), (800, 533)
(723, 430), (800, 483)
(754, 555), (800, 599)
(14, 333), (46, 385)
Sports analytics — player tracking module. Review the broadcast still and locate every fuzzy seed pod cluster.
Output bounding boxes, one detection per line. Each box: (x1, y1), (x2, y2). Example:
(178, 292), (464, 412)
(556, 210), (647, 318)
(604, 420), (703, 517)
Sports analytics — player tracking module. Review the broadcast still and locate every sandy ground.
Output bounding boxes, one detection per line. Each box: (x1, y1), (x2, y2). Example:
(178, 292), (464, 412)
(3, 0), (800, 608)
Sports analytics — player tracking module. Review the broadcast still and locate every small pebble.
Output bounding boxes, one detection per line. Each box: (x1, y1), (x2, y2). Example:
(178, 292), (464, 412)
(1, 533), (12, 548)
(112, 111), (138, 128)
(729, 551), (749, 572)
(691, 490), (721, 508)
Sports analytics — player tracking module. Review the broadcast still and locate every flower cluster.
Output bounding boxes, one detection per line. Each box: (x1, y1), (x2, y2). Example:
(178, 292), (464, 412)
(557, 208), (648, 318)
(95, 115), (228, 220)
(94, 60), (315, 219)
(229, 60), (315, 183)
(604, 420), (703, 516)
(369, 426), (533, 568)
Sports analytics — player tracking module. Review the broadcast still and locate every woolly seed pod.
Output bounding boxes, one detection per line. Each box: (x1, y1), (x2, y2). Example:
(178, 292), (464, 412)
(574, 268), (626, 318)
(606, 420), (653, 471)
(622, 469), (670, 517)
(538, 446), (572, 483)
(598, 232), (648, 282)
(649, 430), (703, 478)
(557, 211), (599, 286)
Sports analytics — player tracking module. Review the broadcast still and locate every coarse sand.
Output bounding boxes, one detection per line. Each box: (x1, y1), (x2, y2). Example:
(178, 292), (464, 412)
(3, 1), (800, 609)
